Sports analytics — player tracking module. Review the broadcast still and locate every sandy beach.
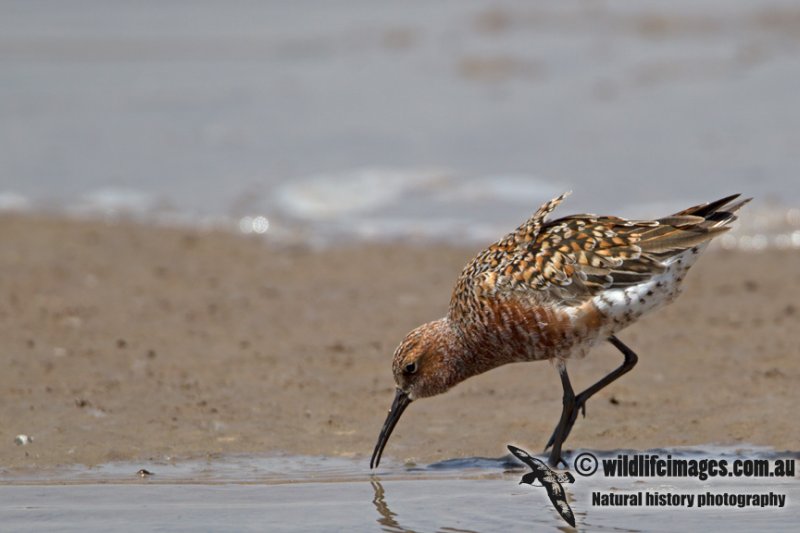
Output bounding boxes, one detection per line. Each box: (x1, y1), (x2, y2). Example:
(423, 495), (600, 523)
(1, 214), (798, 470)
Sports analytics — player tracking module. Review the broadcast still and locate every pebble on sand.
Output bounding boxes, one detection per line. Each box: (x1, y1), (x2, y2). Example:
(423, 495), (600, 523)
(14, 435), (33, 446)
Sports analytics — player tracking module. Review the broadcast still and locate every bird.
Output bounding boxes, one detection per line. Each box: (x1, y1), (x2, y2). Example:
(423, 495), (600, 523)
(369, 192), (749, 469)
(508, 444), (576, 527)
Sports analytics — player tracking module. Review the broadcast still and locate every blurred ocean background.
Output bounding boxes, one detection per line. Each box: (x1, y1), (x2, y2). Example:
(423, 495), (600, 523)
(2, 0), (799, 247)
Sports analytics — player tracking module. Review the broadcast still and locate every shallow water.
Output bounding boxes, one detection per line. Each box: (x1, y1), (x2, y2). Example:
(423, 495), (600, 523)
(2, 447), (796, 532)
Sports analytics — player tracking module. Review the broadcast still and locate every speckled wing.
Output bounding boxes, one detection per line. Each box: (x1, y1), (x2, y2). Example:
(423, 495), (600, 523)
(508, 444), (550, 473)
(508, 445), (576, 526)
(450, 193), (748, 320)
(543, 479), (576, 527)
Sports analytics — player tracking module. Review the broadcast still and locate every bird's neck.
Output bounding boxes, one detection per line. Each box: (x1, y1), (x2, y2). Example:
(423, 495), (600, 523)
(438, 318), (511, 385)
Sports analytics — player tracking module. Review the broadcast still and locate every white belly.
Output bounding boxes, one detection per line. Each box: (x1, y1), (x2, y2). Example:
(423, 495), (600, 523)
(591, 245), (706, 337)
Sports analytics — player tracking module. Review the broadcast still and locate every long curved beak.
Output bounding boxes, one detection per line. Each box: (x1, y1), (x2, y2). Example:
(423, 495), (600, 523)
(370, 388), (412, 469)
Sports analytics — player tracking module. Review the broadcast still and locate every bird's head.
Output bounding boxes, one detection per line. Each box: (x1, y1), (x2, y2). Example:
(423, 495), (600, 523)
(391, 319), (462, 400)
(370, 318), (466, 469)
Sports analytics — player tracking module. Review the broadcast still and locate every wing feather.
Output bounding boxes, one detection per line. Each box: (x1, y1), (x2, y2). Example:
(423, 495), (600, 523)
(450, 193), (749, 320)
(544, 479), (576, 527)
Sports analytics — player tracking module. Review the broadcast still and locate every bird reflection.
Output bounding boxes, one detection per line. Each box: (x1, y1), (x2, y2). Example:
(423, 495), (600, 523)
(371, 479), (414, 533)
(370, 479), (478, 533)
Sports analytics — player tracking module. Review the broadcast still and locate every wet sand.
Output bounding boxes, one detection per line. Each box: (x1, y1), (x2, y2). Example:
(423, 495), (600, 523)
(1, 214), (798, 469)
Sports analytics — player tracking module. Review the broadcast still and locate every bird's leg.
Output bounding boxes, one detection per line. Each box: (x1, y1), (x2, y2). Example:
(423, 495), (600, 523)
(545, 335), (639, 452)
(572, 336), (639, 425)
(546, 360), (575, 468)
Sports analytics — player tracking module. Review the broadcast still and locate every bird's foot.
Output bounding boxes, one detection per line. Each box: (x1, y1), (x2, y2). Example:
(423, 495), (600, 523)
(547, 454), (569, 468)
(543, 396), (588, 451)
(544, 410), (577, 452)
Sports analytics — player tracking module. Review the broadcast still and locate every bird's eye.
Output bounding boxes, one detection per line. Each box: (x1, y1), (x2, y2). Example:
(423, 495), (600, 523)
(404, 362), (418, 374)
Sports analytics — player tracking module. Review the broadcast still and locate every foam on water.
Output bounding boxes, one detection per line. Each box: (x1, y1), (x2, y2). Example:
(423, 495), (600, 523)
(2, 172), (799, 252)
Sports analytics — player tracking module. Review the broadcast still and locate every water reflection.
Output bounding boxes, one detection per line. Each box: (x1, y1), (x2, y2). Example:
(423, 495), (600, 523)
(371, 479), (479, 533)
(371, 480), (414, 533)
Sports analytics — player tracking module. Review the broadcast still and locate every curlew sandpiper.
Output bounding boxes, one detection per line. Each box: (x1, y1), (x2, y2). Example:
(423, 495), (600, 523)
(370, 193), (749, 468)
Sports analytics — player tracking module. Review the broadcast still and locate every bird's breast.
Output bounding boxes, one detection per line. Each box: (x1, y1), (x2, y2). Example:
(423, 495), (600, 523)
(463, 297), (607, 366)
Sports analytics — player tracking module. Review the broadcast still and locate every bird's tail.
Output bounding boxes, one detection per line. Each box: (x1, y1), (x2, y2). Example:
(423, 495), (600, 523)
(634, 194), (750, 257)
(671, 193), (751, 229)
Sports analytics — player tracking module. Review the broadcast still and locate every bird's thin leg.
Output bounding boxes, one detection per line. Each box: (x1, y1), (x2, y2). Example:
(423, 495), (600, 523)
(547, 360), (575, 467)
(545, 335), (639, 452)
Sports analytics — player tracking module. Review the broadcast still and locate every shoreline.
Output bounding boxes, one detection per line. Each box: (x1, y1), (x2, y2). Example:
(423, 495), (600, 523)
(1, 214), (798, 469)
